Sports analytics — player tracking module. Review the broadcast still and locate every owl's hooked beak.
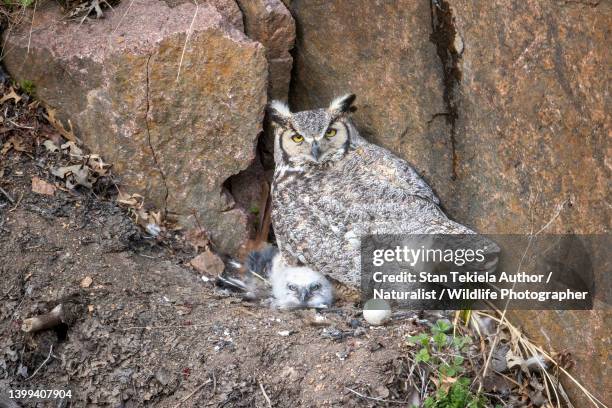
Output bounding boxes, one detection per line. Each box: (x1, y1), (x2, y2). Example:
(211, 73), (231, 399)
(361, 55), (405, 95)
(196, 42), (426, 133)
(311, 141), (321, 161)
(298, 288), (310, 303)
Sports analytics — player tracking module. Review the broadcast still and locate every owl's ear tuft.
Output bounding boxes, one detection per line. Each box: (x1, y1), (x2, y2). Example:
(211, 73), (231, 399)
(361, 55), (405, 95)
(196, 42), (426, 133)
(268, 100), (292, 126)
(328, 93), (357, 115)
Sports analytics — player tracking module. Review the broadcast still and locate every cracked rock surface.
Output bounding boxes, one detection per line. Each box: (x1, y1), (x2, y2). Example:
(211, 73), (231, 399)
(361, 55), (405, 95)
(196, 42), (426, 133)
(3, 0), (268, 253)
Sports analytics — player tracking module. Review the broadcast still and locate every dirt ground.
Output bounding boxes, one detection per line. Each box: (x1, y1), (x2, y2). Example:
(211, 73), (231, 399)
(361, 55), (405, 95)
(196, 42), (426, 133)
(0, 152), (430, 407)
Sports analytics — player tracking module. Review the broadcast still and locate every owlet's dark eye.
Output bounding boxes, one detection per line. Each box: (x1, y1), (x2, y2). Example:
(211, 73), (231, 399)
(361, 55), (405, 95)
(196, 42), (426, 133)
(325, 128), (337, 138)
(310, 283), (321, 291)
(287, 283), (297, 291)
(291, 134), (304, 143)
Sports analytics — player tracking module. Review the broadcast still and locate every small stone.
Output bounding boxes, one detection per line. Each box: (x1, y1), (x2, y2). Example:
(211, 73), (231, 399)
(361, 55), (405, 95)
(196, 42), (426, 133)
(154, 367), (173, 386)
(374, 385), (390, 399)
(190, 250), (225, 276)
(353, 327), (367, 337)
(335, 350), (349, 361)
(280, 366), (299, 381)
(31, 177), (56, 196)
(348, 318), (361, 329)
(80, 276), (93, 288)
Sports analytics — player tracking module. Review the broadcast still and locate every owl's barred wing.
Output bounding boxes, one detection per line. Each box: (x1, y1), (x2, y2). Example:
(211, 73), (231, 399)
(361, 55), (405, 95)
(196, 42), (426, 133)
(357, 143), (440, 205)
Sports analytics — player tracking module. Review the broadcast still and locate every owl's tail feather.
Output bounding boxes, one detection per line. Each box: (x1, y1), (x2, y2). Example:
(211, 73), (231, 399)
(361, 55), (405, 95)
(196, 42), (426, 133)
(216, 257), (249, 292)
(216, 246), (277, 296)
(216, 274), (249, 292)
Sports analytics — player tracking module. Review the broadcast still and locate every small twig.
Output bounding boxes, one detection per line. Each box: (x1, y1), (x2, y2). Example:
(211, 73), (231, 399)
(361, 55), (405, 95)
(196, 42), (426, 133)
(25, 344), (53, 380)
(249, 270), (270, 286)
(259, 382), (272, 408)
(176, 0), (199, 82)
(8, 192), (24, 212)
(22, 304), (64, 333)
(7, 120), (35, 129)
(344, 387), (405, 404)
(120, 324), (205, 330)
(110, 0), (134, 36)
(26, 0), (38, 55)
(0, 186), (15, 204)
(255, 181), (272, 243)
(172, 379), (211, 408)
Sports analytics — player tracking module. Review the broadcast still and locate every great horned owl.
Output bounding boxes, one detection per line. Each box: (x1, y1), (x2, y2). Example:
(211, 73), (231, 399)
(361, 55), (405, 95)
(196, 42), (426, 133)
(269, 94), (498, 287)
(217, 246), (334, 309)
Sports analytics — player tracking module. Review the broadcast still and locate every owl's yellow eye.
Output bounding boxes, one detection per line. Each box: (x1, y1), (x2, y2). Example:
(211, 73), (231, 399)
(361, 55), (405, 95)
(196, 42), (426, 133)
(291, 134), (304, 143)
(325, 128), (337, 138)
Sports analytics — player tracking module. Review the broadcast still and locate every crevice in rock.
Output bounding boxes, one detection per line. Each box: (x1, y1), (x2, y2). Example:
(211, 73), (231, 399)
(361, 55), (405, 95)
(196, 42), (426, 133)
(233, 0), (249, 35)
(144, 54), (169, 213)
(429, 0), (462, 181)
(559, 0), (600, 6)
(222, 134), (273, 242)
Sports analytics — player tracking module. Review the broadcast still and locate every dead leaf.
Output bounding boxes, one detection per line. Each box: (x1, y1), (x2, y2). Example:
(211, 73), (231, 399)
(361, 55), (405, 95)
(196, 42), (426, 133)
(80, 276), (93, 288)
(31, 177), (56, 196)
(1, 136), (28, 154)
(43, 107), (79, 143)
(185, 227), (210, 252)
(84, 154), (111, 176)
(117, 191), (144, 208)
(61, 141), (83, 158)
(149, 210), (163, 226)
(0, 88), (22, 104)
(506, 349), (524, 370)
(51, 164), (94, 189)
(43, 140), (60, 153)
(190, 250), (225, 276)
(482, 373), (513, 394)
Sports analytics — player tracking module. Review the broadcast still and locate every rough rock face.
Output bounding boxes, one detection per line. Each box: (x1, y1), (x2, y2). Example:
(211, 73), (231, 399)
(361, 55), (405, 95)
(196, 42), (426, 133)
(3, 0), (268, 253)
(236, 0), (295, 100)
(447, 1), (610, 404)
(288, 0), (610, 404)
(163, 0), (244, 31)
(449, 0), (609, 236)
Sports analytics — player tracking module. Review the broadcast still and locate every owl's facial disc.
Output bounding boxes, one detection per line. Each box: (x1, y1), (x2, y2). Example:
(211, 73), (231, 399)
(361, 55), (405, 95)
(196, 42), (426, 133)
(280, 120), (349, 165)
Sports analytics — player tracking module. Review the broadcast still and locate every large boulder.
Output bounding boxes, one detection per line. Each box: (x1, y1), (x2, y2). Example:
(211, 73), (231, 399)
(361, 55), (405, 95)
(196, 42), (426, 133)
(236, 0), (295, 101)
(3, 0), (268, 253)
(287, 0), (610, 404)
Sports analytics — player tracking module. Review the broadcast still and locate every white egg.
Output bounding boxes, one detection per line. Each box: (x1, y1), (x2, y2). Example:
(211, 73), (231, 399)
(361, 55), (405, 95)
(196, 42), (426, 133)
(363, 299), (392, 326)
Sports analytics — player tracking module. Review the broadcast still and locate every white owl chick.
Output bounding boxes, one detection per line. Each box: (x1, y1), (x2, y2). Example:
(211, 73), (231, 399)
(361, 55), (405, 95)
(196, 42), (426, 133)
(267, 251), (334, 309)
(218, 246), (334, 309)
